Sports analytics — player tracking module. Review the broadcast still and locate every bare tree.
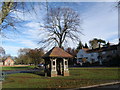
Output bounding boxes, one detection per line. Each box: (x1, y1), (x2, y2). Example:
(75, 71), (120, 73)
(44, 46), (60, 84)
(0, 1), (24, 31)
(0, 1), (47, 32)
(40, 7), (82, 48)
(0, 47), (5, 58)
(118, 0), (120, 8)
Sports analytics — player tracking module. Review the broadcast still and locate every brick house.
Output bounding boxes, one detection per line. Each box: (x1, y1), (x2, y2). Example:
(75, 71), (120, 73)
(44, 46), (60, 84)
(3, 57), (14, 66)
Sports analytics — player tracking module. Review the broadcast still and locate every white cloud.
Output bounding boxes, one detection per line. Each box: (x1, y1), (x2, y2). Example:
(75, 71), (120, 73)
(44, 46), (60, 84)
(80, 2), (118, 45)
(3, 46), (23, 56)
(20, 39), (38, 48)
(11, 3), (47, 22)
(3, 21), (44, 56)
(25, 22), (40, 29)
(110, 38), (118, 44)
(3, 38), (39, 56)
(22, 22), (46, 44)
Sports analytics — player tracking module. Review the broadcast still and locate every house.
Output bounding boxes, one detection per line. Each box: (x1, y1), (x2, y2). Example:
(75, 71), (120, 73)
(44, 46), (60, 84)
(77, 48), (99, 65)
(3, 57), (14, 66)
(117, 38), (120, 56)
(77, 40), (120, 66)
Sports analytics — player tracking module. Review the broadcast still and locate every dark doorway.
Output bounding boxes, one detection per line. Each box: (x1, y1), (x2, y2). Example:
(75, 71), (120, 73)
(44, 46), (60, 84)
(56, 58), (63, 75)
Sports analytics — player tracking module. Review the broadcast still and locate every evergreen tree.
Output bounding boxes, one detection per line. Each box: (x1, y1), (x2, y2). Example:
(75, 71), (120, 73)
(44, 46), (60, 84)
(84, 43), (89, 48)
(77, 41), (83, 50)
(76, 41), (83, 52)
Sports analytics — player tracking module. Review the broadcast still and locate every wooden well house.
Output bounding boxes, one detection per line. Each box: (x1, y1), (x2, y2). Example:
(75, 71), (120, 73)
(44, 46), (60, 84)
(43, 47), (73, 77)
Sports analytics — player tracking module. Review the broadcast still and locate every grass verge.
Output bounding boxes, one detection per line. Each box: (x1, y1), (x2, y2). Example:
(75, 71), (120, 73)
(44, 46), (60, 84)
(2, 65), (35, 71)
(2, 67), (120, 88)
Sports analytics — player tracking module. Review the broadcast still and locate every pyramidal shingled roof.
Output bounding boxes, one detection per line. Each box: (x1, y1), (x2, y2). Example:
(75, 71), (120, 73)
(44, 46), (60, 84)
(43, 47), (73, 58)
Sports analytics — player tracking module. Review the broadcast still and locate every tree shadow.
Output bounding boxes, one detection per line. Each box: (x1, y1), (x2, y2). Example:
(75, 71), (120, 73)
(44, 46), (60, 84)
(20, 69), (45, 77)
(8, 66), (31, 70)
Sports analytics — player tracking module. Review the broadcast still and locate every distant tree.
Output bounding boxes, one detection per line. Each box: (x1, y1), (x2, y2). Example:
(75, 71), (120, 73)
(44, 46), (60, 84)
(17, 48), (44, 66)
(65, 47), (77, 57)
(0, 47), (5, 58)
(65, 47), (77, 65)
(84, 43), (89, 48)
(89, 38), (106, 49)
(103, 41), (110, 47)
(27, 48), (44, 66)
(17, 48), (31, 64)
(40, 7), (82, 48)
(18, 48), (31, 55)
(89, 38), (98, 49)
(71, 48), (77, 57)
(97, 39), (106, 48)
(65, 47), (72, 54)
(76, 41), (83, 52)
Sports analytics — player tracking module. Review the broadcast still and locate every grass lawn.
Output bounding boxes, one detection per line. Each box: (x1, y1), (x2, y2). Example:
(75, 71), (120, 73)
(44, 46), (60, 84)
(2, 65), (35, 71)
(2, 67), (120, 88)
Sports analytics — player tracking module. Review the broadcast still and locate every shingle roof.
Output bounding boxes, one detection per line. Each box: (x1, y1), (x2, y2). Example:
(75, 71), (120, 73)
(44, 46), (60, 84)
(43, 47), (73, 58)
(86, 44), (118, 53)
(82, 48), (89, 51)
(2, 57), (14, 62)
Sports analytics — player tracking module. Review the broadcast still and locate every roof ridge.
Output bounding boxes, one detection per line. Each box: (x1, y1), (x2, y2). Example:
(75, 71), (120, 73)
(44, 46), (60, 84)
(43, 47), (73, 58)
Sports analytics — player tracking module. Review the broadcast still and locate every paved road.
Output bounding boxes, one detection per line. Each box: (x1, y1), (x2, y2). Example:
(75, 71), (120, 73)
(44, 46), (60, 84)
(79, 84), (120, 90)
(98, 84), (120, 88)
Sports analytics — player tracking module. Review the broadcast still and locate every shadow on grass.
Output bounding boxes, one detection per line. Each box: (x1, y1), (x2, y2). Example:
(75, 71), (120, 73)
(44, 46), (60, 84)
(31, 70), (45, 77)
(19, 69), (45, 77)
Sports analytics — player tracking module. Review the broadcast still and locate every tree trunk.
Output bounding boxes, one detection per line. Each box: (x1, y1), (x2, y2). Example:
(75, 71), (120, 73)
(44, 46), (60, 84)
(59, 36), (62, 48)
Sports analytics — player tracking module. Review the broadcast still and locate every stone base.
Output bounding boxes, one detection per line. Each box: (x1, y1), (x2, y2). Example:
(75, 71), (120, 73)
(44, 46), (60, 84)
(51, 71), (57, 77)
(63, 70), (69, 76)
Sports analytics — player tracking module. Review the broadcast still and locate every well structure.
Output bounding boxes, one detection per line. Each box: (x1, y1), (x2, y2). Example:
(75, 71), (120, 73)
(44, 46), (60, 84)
(43, 47), (73, 77)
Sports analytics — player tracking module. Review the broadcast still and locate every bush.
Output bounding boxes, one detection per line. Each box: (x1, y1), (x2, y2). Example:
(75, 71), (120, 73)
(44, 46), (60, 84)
(82, 62), (91, 67)
(102, 55), (120, 67)
(92, 61), (100, 66)
(109, 56), (120, 67)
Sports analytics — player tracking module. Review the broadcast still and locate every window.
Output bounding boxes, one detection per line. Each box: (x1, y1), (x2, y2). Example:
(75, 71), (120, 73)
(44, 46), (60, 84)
(8, 59), (10, 63)
(102, 52), (106, 54)
(79, 58), (82, 61)
(53, 61), (55, 65)
(81, 55), (83, 57)
(53, 67), (55, 70)
(112, 50), (116, 53)
(65, 61), (67, 65)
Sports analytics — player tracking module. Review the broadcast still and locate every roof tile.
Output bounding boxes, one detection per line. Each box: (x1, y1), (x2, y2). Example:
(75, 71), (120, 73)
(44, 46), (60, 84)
(43, 47), (73, 58)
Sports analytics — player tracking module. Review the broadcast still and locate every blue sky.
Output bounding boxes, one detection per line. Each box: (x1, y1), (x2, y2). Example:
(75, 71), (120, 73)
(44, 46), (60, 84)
(1, 2), (118, 57)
